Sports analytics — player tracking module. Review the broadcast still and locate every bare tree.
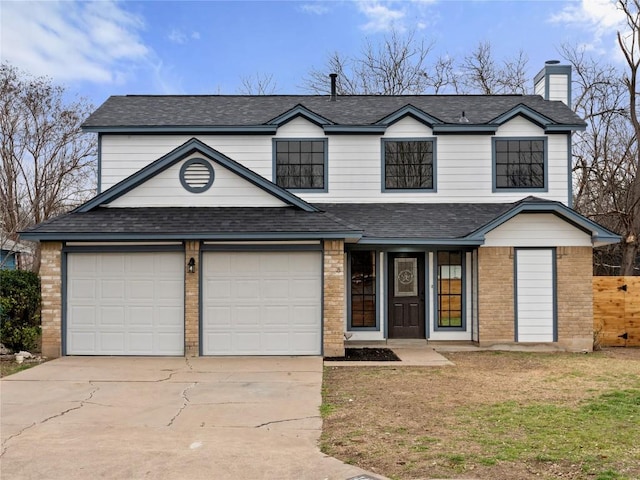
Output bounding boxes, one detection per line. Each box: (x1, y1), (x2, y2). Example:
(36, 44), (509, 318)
(238, 72), (278, 95)
(461, 42), (529, 94)
(562, 45), (635, 274)
(0, 63), (96, 271)
(304, 29), (435, 95)
(616, 0), (640, 275)
(304, 34), (528, 96)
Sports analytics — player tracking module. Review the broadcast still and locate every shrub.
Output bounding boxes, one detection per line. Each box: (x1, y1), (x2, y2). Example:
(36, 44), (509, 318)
(0, 269), (41, 352)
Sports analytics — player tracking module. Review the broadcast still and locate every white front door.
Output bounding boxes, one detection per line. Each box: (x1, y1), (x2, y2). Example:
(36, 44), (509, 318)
(201, 251), (322, 355)
(515, 249), (555, 342)
(66, 252), (184, 355)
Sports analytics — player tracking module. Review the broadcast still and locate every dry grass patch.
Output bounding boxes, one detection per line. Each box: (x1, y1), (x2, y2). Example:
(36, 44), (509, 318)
(321, 349), (640, 480)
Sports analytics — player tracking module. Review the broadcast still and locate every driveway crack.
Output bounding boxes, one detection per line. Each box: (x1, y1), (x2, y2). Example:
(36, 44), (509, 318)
(167, 382), (197, 427)
(0, 382), (100, 457)
(255, 415), (319, 428)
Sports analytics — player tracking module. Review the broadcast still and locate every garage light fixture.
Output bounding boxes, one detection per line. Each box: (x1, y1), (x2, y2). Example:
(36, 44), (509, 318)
(188, 257), (196, 274)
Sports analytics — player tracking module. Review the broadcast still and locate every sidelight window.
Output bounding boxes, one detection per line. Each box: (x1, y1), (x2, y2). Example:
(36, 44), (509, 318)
(350, 251), (377, 328)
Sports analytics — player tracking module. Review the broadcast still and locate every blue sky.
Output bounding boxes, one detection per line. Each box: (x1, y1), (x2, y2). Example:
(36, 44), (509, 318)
(0, 0), (626, 106)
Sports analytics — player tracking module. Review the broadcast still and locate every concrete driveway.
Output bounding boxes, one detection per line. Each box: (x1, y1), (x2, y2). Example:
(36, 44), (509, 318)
(1, 357), (384, 480)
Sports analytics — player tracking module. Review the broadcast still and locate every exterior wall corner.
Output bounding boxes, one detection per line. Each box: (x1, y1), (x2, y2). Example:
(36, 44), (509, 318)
(556, 246), (593, 352)
(184, 241), (200, 357)
(40, 242), (63, 358)
(323, 239), (345, 357)
(477, 247), (514, 343)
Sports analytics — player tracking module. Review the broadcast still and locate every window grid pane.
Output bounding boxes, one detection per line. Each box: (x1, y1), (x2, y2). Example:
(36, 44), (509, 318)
(275, 140), (325, 189)
(384, 140), (434, 189)
(495, 139), (545, 189)
(437, 251), (463, 328)
(350, 251), (376, 328)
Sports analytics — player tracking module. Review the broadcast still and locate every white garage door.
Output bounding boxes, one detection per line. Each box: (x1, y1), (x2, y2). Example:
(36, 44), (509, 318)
(202, 251), (322, 355)
(66, 252), (184, 355)
(515, 249), (555, 343)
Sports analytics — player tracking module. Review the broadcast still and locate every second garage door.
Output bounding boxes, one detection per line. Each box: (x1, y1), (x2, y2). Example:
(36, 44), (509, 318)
(202, 251), (322, 355)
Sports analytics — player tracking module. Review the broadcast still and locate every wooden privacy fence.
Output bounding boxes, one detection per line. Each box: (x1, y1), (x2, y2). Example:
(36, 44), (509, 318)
(593, 276), (640, 347)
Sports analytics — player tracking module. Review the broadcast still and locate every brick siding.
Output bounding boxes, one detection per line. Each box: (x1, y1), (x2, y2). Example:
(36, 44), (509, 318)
(323, 239), (345, 357)
(40, 242), (62, 358)
(477, 247), (515, 344)
(556, 246), (593, 351)
(184, 241), (200, 356)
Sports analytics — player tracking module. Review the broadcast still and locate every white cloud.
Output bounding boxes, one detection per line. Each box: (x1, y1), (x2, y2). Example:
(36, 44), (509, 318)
(0, 0), (150, 84)
(168, 28), (201, 44)
(299, 3), (329, 15)
(549, 0), (625, 54)
(358, 1), (406, 32)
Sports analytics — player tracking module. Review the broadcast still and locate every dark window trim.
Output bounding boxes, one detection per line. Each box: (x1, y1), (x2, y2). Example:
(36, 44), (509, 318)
(272, 138), (328, 192)
(347, 250), (379, 331)
(434, 249), (466, 332)
(381, 137), (437, 193)
(492, 136), (548, 192)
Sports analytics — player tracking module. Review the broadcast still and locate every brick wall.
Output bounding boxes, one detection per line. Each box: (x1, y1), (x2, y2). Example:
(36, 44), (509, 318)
(477, 247), (515, 344)
(184, 242), (200, 356)
(556, 246), (593, 351)
(323, 239), (345, 357)
(40, 242), (62, 358)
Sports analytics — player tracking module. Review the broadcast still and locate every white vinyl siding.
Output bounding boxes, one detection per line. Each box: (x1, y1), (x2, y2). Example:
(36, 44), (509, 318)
(66, 252), (184, 355)
(108, 154), (287, 208)
(100, 116), (570, 204)
(515, 249), (555, 343)
(484, 213), (592, 247)
(201, 251), (322, 355)
(548, 75), (569, 104)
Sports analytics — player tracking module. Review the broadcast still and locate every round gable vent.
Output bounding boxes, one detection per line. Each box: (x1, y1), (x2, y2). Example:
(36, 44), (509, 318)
(180, 158), (214, 193)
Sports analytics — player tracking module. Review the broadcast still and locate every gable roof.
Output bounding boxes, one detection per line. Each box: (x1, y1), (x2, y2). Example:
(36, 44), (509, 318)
(78, 137), (318, 213)
(23, 198), (619, 246)
(320, 198), (619, 246)
(82, 94), (586, 133)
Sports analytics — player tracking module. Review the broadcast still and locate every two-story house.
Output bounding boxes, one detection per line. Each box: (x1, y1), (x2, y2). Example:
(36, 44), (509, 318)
(22, 62), (620, 358)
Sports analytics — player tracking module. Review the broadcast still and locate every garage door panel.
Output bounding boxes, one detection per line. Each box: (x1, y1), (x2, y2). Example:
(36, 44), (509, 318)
(158, 280), (183, 300)
(67, 252), (184, 355)
(157, 307), (182, 326)
(70, 306), (97, 325)
(292, 279), (320, 298)
(129, 306), (153, 325)
(261, 254), (289, 273)
(236, 306), (260, 325)
(101, 306), (125, 325)
(263, 306), (289, 325)
(70, 279), (97, 300)
(292, 306), (320, 324)
(203, 251), (322, 355)
(100, 332), (125, 352)
(69, 332), (96, 353)
(262, 280), (289, 299)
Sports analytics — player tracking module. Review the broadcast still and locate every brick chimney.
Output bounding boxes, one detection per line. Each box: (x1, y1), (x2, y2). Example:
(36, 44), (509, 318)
(534, 60), (572, 108)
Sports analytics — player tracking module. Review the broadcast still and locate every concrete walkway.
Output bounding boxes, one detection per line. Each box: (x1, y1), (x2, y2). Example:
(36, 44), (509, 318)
(1, 357), (386, 480)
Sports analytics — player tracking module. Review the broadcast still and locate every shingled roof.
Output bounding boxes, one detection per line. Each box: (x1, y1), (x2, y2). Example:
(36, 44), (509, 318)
(82, 94), (585, 130)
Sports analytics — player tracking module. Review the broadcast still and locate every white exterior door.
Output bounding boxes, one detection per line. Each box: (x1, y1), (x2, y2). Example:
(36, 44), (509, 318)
(66, 252), (184, 355)
(515, 249), (555, 342)
(202, 251), (322, 355)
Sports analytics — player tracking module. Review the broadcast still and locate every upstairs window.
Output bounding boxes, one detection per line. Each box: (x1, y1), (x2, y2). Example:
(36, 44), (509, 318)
(383, 139), (435, 191)
(274, 139), (327, 190)
(493, 138), (546, 190)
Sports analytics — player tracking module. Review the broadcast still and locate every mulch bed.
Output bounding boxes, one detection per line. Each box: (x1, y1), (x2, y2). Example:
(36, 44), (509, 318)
(324, 347), (401, 362)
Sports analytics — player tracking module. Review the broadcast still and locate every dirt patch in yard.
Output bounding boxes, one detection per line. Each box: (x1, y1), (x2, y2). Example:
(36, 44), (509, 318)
(321, 348), (640, 480)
